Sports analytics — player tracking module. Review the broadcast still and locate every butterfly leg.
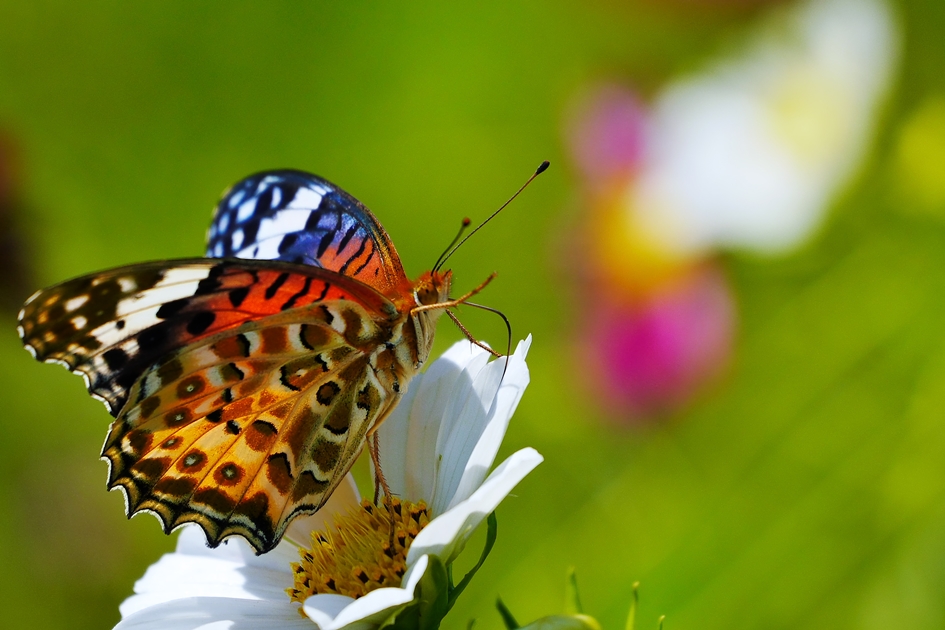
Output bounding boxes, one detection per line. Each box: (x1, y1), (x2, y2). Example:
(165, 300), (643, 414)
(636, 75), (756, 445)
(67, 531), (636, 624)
(446, 309), (503, 358)
(368, 432), (392, 505)
(367, 433), (397, 550)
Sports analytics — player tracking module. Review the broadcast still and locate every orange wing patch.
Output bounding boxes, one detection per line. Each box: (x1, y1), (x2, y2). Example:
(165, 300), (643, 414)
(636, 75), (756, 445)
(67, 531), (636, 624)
(102, 299), (399, 553)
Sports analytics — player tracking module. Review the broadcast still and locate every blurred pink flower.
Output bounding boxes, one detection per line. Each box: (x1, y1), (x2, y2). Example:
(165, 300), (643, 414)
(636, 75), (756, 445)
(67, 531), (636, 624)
(567, 85), (649, 191)
(578, 264), (735, 420)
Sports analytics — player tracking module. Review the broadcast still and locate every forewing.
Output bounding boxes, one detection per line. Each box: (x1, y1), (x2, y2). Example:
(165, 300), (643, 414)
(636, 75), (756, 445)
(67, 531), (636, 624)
(103, 304), (396, 554)
(206, 170), (408, 294)
(18, 258), (397, 415)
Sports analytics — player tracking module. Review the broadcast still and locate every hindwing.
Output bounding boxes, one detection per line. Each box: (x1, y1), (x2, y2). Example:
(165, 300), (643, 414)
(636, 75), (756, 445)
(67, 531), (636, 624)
(103, 303), (398, 553)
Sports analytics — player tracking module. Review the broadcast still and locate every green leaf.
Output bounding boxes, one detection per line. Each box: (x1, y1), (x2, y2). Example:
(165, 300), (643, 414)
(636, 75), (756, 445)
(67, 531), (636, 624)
(417, 555), (451, 630)
(625, 581), (639, 630)
(448, 512), (499, 610)
(496, 597), (520, 629)
(519, 614), (602, 630)
(564, 567), (582, 615)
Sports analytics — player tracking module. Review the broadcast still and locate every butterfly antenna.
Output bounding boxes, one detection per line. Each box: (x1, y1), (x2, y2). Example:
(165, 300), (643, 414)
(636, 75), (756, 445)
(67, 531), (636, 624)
(433, 217), (472, 272)
(446, 301), (513, 380)
(433, 160), (550, 272)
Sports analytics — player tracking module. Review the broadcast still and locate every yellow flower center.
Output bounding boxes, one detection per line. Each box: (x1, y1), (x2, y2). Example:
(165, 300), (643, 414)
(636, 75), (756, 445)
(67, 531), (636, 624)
(287, 497), (430, 603)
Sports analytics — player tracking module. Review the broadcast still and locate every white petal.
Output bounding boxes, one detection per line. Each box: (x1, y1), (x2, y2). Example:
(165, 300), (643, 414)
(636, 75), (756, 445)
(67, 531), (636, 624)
(173, 524), (300, 571)
(115, 597), (311, 630)
(441, 336), (531, 513)
(407, 448), (543, 567)
(377, 341), (491, 503)
(302, 556), (430, 630)
(120, 530), (292, 618)
(377, 338), (532, 515)
(123, 475), (362, 618)
(299, 595), (354, 630)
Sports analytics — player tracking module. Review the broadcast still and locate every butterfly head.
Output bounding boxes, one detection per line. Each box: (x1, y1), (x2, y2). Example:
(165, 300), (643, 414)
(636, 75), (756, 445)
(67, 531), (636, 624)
(413, 269), (453, 309)
(405, 269), (453, 365)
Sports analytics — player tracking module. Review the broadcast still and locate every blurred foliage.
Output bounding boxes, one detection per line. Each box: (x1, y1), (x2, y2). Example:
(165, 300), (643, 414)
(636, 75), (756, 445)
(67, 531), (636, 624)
(1, 1), (945, 628)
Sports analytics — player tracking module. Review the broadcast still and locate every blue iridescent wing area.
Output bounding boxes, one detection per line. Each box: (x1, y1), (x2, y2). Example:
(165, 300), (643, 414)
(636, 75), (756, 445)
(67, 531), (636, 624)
(206, 170), (408, 294)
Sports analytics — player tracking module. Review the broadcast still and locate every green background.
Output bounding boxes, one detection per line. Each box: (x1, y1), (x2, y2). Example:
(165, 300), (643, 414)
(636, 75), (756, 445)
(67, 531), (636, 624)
(1, 1), (944, 628)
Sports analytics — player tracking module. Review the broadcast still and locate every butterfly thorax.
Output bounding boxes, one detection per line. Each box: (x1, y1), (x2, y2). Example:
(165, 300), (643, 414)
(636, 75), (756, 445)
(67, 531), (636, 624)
(400, 269), (452, 370)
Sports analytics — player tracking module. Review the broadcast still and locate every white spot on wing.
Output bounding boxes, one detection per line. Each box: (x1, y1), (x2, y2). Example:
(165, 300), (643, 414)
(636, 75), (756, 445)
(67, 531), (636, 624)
(98, 305), (165, 339)
(255, 209), (312, 241)
(158, 266), (212, 287)
(288, 187), (324, 210)
(72, 315), (88, 329)
(236, 199), (256, 222)
(65, 295), (89, 312)
(237, 237), (281, 260)
(228, 188), (245, 208)
(232, 229), (244, 250)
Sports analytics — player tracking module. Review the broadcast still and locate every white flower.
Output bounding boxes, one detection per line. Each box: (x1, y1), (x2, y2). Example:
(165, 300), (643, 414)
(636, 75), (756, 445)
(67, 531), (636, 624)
(630, 0), (898, 255)
(115, 337), (541, 630)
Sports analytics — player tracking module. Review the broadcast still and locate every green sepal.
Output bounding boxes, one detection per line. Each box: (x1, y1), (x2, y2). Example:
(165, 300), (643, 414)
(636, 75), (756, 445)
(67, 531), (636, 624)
(379, 511), (499, 630)
(625, 582), (639, 630)
(519, 614), (602, 630)
(447, 511), (499, 610)
(564, 567), (582, 615)
(379, 555), (451, 630)
(496, 597), (520, 629)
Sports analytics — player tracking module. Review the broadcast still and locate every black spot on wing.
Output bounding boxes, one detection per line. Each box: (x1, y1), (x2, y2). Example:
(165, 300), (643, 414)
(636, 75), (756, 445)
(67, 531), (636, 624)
(241, 216), (261, 249)
(278, 232), (299, 255)
(194, 265), (226, 295)
(316, 230), (333, 258)
(102, 347), (129, 370)
(264, 273), (289, 300)
(281, 276), (313, 311)
(186, 311), (216, 336)
(338, 233), (369, 276)
(229, 287), (249, 307)
(279, 364), (301, 391)
(337, 224), (359, 253)
(156, 299), (189, 319)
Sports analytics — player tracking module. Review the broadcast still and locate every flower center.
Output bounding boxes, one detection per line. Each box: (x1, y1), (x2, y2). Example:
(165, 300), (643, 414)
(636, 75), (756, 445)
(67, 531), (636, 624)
(288, 497), (430, 603)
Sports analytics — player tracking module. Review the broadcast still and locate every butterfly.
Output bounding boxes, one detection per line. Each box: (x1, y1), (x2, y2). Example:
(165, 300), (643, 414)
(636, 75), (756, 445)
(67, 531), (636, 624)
(18, 165), (546, 554)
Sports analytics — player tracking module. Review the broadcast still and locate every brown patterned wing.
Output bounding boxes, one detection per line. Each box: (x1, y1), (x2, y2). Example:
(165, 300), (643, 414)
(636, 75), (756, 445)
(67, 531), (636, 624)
(19, 258), (406, 553)
(104, 304), (399, 554)
(18, 258), (398, 414)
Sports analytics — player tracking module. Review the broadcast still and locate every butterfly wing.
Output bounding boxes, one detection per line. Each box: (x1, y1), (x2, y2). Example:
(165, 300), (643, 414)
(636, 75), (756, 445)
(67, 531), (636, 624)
(19, 259), (404, 553)
(206, 170), (409, 294)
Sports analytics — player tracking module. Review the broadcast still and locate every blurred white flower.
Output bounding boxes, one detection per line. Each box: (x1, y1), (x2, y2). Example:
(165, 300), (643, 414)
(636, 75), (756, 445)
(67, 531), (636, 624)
(632, 0), (898, 255)
(115, 338), (541, 630)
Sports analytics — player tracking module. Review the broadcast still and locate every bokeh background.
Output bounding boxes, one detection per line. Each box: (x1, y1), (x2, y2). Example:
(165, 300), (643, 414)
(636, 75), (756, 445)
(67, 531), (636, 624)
(1, 1), (944, 628)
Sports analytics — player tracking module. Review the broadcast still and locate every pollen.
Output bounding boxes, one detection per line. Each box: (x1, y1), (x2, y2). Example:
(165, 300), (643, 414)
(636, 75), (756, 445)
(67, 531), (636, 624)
(287, 497), (430, 604)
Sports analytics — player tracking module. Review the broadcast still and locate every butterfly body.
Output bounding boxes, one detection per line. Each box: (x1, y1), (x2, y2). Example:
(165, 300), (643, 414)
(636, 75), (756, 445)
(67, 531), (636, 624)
(18, 171), (454, 553)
